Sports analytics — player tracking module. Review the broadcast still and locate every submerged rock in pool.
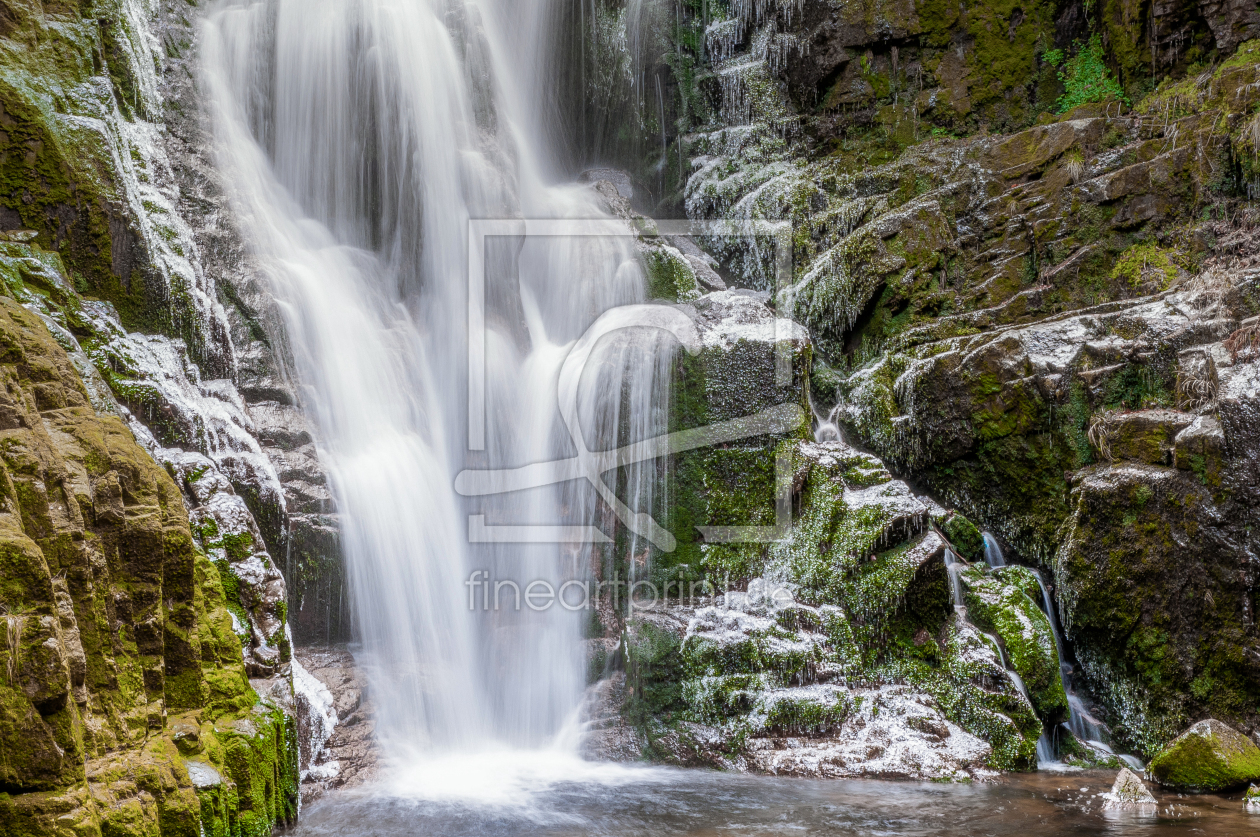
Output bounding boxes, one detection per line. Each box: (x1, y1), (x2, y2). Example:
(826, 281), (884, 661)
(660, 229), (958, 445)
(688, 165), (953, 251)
(1102, 768), (1157, 812)
(1148, 719), (1260, 792)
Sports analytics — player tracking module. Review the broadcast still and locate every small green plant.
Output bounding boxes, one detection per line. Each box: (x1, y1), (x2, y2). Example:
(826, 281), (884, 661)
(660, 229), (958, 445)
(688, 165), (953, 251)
(1110, 242), (1179, 293)
(1045, 36), (1128, 113)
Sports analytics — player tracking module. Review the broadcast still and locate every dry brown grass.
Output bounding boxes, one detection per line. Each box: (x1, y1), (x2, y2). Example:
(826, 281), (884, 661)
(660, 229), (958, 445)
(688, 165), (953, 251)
(1180, 264), (1234, 313)
(1087, 410), (1119, 462)
(1225, 322), (1260, 363)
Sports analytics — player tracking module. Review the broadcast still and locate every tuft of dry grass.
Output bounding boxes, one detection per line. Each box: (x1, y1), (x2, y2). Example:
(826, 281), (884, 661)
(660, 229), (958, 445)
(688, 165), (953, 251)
(1225, 323), (1260, 363)
(1180, 264), (1234, 313)
(1063, 149), (1086, 184)
(1087, 410), (1119, 462)
(1176, 354), (1219, 411)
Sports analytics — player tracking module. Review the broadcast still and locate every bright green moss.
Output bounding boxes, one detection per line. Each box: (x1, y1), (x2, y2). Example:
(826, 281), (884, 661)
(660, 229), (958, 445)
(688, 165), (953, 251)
(1149, 720), (1260, 792)
(1044, 36), (1128, 113)
(962, 565), (1068, 723)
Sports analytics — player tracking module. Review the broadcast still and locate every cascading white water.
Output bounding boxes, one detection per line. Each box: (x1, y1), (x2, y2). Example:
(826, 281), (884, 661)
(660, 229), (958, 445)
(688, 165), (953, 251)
(943, 548), (966, 613)
(982, 532), (1006, 568)
(1027, 565), (1144, 770)
(201, 0), (671, 762)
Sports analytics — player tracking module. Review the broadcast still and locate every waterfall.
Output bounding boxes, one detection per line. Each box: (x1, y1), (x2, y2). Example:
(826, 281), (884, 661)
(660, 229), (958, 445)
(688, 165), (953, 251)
(982, 532), (1006, 568)
(958, 536), (1140, 769)
(1027, 567), (1144, 770)
(943, 548), (966, 613)
(201, 0), (671, 761)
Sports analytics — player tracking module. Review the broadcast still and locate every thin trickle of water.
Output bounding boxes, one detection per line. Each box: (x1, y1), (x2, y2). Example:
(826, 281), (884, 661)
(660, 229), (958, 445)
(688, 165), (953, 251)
(982, 532), (1006, 568)
(943, 548), (966, 614)
(203, 0), (672, 762)
(3, 614), (24, 683)
(1026, 565), (1144, 770)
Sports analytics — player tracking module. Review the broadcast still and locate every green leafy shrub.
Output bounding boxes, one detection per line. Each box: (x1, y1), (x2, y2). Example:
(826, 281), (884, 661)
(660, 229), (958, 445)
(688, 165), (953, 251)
(1044, 36), (1127, 112)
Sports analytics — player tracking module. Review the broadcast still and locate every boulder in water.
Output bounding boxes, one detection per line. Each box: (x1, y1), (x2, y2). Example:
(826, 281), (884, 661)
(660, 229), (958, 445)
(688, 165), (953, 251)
(1245, 784), (1260, 811)
(1148, 719), (1260, 792)
(1102, 767), (1157, 811)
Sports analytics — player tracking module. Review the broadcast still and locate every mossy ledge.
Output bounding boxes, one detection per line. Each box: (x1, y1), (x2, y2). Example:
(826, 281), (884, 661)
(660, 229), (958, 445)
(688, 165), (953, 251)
(0, 293), (296, 835)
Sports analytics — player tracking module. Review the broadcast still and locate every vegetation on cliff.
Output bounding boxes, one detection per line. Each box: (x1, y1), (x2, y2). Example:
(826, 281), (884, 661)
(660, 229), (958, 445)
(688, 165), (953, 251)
(599, 0), (1260, 770)
(0, 271), (297, 835)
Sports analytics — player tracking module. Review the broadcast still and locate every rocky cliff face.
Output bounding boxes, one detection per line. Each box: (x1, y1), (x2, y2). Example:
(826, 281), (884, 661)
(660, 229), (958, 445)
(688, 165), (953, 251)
(586, 0), (1260, 771)
(0, 285), (296, 835)
(0, 0), (340, 833)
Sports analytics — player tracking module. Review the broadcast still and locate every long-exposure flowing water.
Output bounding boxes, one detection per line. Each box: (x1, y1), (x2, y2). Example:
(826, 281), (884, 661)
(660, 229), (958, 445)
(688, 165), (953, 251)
(197, 0), (1252, 832)
(285, 765), (1260, 836)
(203, 0), (668, 759)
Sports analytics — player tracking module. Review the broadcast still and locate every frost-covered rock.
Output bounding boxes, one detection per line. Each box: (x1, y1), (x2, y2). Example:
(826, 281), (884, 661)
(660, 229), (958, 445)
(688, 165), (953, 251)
(81, 300), (285, 515)
(292, 656), (338, 783)
(1102, 767), (1158, 811)
(293, 647), (379, 800)
(744, 685), (992, 781)
(129, 417), (290, 678)
(666, 288), (812, 580)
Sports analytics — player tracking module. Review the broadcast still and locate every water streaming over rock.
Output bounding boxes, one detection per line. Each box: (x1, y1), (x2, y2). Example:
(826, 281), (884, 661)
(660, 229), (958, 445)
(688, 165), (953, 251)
(201, 0), (672, 761)
(943, 548), (966, 613)
(1027, 567), (1144, 770)
(982, 532), (1006, 568)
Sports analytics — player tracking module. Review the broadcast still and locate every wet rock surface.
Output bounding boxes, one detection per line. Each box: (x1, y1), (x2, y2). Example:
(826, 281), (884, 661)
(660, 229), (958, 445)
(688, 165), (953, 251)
(293, 646), (380, 802)
(0, 295), (297, 836)
(1149, 719), (1260, 792)
(1103, 767), (1158, 810)
(665, 0), (1260, 764)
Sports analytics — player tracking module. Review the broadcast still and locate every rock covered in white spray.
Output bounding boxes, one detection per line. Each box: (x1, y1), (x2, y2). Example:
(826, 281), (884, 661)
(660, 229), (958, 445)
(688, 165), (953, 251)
(292, 656), (339, 782)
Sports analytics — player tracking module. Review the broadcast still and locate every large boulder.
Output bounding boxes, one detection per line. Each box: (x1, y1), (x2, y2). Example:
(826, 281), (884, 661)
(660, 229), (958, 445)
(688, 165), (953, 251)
(663, 289), (812, 585)
(1148, 719), (1260, 792)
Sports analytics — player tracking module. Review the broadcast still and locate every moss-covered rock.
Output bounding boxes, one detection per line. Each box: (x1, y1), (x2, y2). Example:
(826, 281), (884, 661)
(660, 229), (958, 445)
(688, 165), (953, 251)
(1055, 463), (1260, 755)
(0, 279), (295, 834)
(662, 288), (812, 586)
(0, 0), (229, 372)
(1148, 719), (1260, 792)
(662, 0), (1260, 777)
(961, 565), (1068, 723)
(940, 512), (984, 562)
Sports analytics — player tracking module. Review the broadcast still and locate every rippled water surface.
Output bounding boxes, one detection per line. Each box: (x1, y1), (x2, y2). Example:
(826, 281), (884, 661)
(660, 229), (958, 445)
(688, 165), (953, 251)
(286, 756), (1259, 836)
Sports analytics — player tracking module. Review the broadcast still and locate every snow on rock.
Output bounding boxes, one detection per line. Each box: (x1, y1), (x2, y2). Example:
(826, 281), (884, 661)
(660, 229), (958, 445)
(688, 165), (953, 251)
(745, 684), (992, 781)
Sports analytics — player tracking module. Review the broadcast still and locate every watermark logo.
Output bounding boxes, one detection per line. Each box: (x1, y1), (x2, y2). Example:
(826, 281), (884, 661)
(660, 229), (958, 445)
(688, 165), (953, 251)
(457, 219), (798, 551)
(463, 570), (799, 612)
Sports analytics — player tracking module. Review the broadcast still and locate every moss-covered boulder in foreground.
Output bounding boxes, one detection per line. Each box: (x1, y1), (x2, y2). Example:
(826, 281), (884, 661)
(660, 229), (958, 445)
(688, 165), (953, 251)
(1148, 719), (1260, 792)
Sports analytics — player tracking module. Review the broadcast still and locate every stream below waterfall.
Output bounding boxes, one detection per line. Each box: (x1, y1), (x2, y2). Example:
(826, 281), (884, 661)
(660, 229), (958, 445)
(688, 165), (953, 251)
(284, 763), (1259, 835)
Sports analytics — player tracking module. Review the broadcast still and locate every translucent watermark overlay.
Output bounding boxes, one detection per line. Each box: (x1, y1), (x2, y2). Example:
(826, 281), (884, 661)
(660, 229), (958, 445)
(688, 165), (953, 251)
(458, 219), (797, 550)
(464, 570), (798, 612)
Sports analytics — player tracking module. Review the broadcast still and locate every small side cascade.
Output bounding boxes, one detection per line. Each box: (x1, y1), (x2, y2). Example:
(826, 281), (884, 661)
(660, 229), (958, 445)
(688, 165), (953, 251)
(982, 628), (1055, 764)
(1025, 566), (1145, 771)
(813, 417), (841, 443)
(982, 532), (1006, 568)
(948, 543), (1059, 765)
(943, 549), (966, 614)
